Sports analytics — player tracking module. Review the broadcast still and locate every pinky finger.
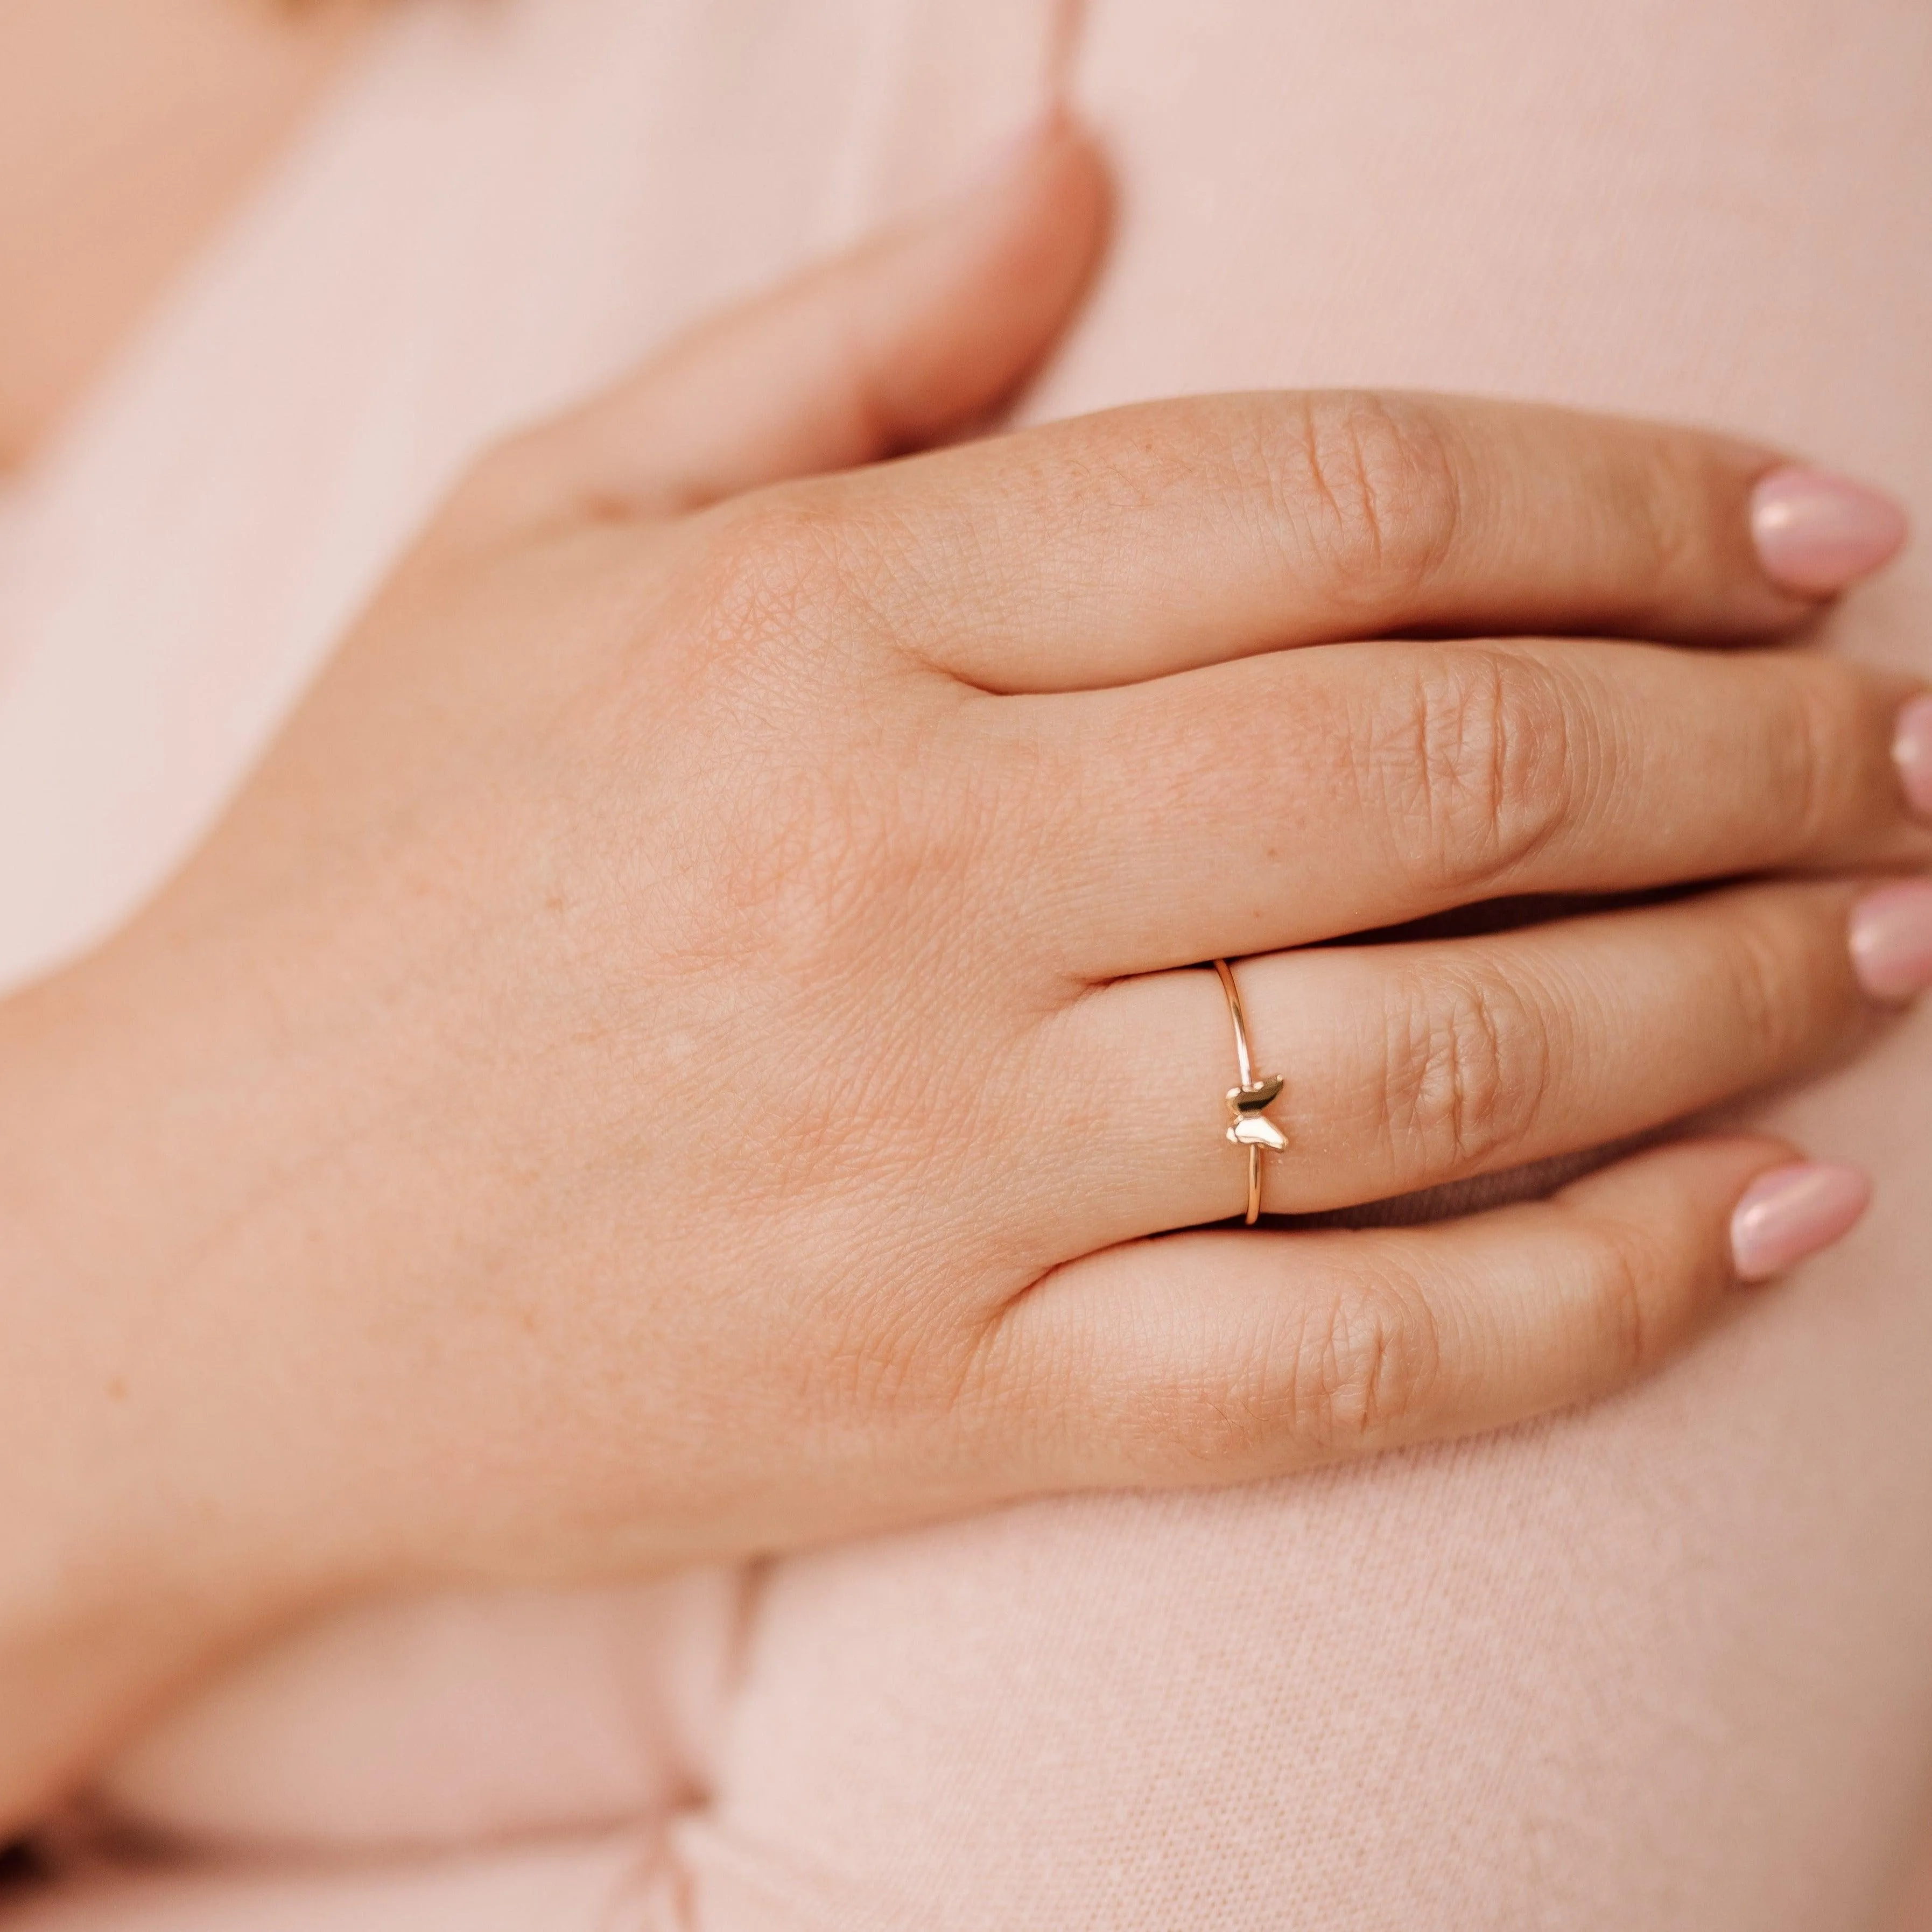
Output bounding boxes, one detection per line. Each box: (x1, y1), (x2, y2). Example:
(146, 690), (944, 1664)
(985, 1139), (1869, 1489)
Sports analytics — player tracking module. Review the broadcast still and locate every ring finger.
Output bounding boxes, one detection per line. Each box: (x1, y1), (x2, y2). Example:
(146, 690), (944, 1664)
(1044, 876), (1928, 1246)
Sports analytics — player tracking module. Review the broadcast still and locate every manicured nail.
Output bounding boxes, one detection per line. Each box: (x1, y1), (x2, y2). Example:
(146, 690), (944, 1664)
(1751, 466), (1908, 595)
(1894, 694), (1932, 818)
(1850, 880), (1932, 1001)
(1730, 1161), (1871, 1283)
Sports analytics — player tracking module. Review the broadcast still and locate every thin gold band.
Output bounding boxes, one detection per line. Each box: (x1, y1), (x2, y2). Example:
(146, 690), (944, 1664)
(1213, 958), (1288, 1225)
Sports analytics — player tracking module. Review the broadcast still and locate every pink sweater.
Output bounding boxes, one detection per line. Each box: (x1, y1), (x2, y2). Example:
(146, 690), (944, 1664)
(3, 1), (1929, 1925)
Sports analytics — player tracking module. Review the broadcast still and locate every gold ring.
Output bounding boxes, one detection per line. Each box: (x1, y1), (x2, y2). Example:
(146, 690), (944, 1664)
(1213, 958), (1287, 1225)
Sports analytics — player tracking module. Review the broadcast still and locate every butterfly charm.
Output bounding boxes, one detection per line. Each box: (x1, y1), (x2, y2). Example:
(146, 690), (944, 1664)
(1225, 1073), (1288, 1153)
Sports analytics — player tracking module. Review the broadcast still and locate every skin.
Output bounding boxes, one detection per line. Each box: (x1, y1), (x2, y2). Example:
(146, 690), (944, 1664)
(0, 44), (1921, 1847)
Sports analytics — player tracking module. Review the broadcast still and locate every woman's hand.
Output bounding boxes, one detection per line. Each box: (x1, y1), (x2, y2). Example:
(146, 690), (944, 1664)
(0, 121), (1917, 1823)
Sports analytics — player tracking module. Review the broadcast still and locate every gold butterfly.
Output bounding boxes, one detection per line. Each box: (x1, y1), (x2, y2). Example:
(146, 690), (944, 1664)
(1225, 1074), (1288, 1153)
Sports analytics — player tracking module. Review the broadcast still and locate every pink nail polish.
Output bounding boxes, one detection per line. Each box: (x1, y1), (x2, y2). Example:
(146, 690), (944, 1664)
(1850, 880), (1932, 1001)
(1730, 1162), (1871, 1283)
(1751, 466), (1908, 595)
(1894, 695), (1932, 818)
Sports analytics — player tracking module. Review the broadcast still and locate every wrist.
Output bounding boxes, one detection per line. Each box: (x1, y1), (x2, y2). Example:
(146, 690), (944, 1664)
(0, 953), (380, 1831)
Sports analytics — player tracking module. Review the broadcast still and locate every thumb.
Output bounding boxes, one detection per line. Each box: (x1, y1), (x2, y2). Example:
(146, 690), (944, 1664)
(490, 114), (1110, 530)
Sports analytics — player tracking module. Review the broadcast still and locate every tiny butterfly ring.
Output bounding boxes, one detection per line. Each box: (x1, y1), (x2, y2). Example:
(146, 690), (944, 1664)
(1212, 958), (1288, 1225)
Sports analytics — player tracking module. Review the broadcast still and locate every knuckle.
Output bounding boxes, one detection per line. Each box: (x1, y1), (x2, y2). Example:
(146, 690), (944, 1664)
(1283, 1267), (1445, 1456)
(682, 489), (873, 669)
(1381, 961), (1551, 1175)
(1765, 661), (1871, 853)
(1263, 391), (1464, 607)
(1145, 1269), (1444, 1470)
(685, 729), (1000, 1028)
(1571, 1215), (1667, 1379)
(816, 1280), (996, 1432)
(1619, 434), (1713, 619)
(805, 1296), (931, 1423)
(1366, 649), (1577, 893)
(1618, 428), (1797, 626)
(709, 757), (935, 985)
(1715, 894), (1824, 1063)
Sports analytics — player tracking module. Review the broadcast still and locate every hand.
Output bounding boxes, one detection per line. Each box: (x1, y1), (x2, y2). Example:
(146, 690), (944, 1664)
(0, 120), (1917, 1822)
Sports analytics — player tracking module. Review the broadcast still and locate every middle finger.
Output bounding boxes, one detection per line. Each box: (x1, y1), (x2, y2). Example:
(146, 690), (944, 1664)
(997, 636), (1929, 978)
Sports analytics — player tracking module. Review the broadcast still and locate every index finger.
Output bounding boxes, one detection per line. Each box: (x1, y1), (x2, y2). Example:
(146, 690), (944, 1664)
(777, 390), (1907, 691)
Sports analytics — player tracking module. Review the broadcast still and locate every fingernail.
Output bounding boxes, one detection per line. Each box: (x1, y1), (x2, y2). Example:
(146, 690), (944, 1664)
(1850, 880), (1932, 1001)
(1893, 694), (1932, 818)
(1730, 1161), (1871, 1283)
(1751, 466), (1908, 595)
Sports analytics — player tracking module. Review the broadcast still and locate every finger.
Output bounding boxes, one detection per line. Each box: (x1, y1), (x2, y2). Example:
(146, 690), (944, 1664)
(453, 115), (1108, 538)
(796, 388), (1907, 691)
(978, 1139), (1867, 1488)
(1050, 878), (1916, 1244)
(1006, 637), (1932, 975)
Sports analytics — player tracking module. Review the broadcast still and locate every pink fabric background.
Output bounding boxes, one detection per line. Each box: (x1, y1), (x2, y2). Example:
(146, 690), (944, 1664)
(1, 0), (1928, 1924)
